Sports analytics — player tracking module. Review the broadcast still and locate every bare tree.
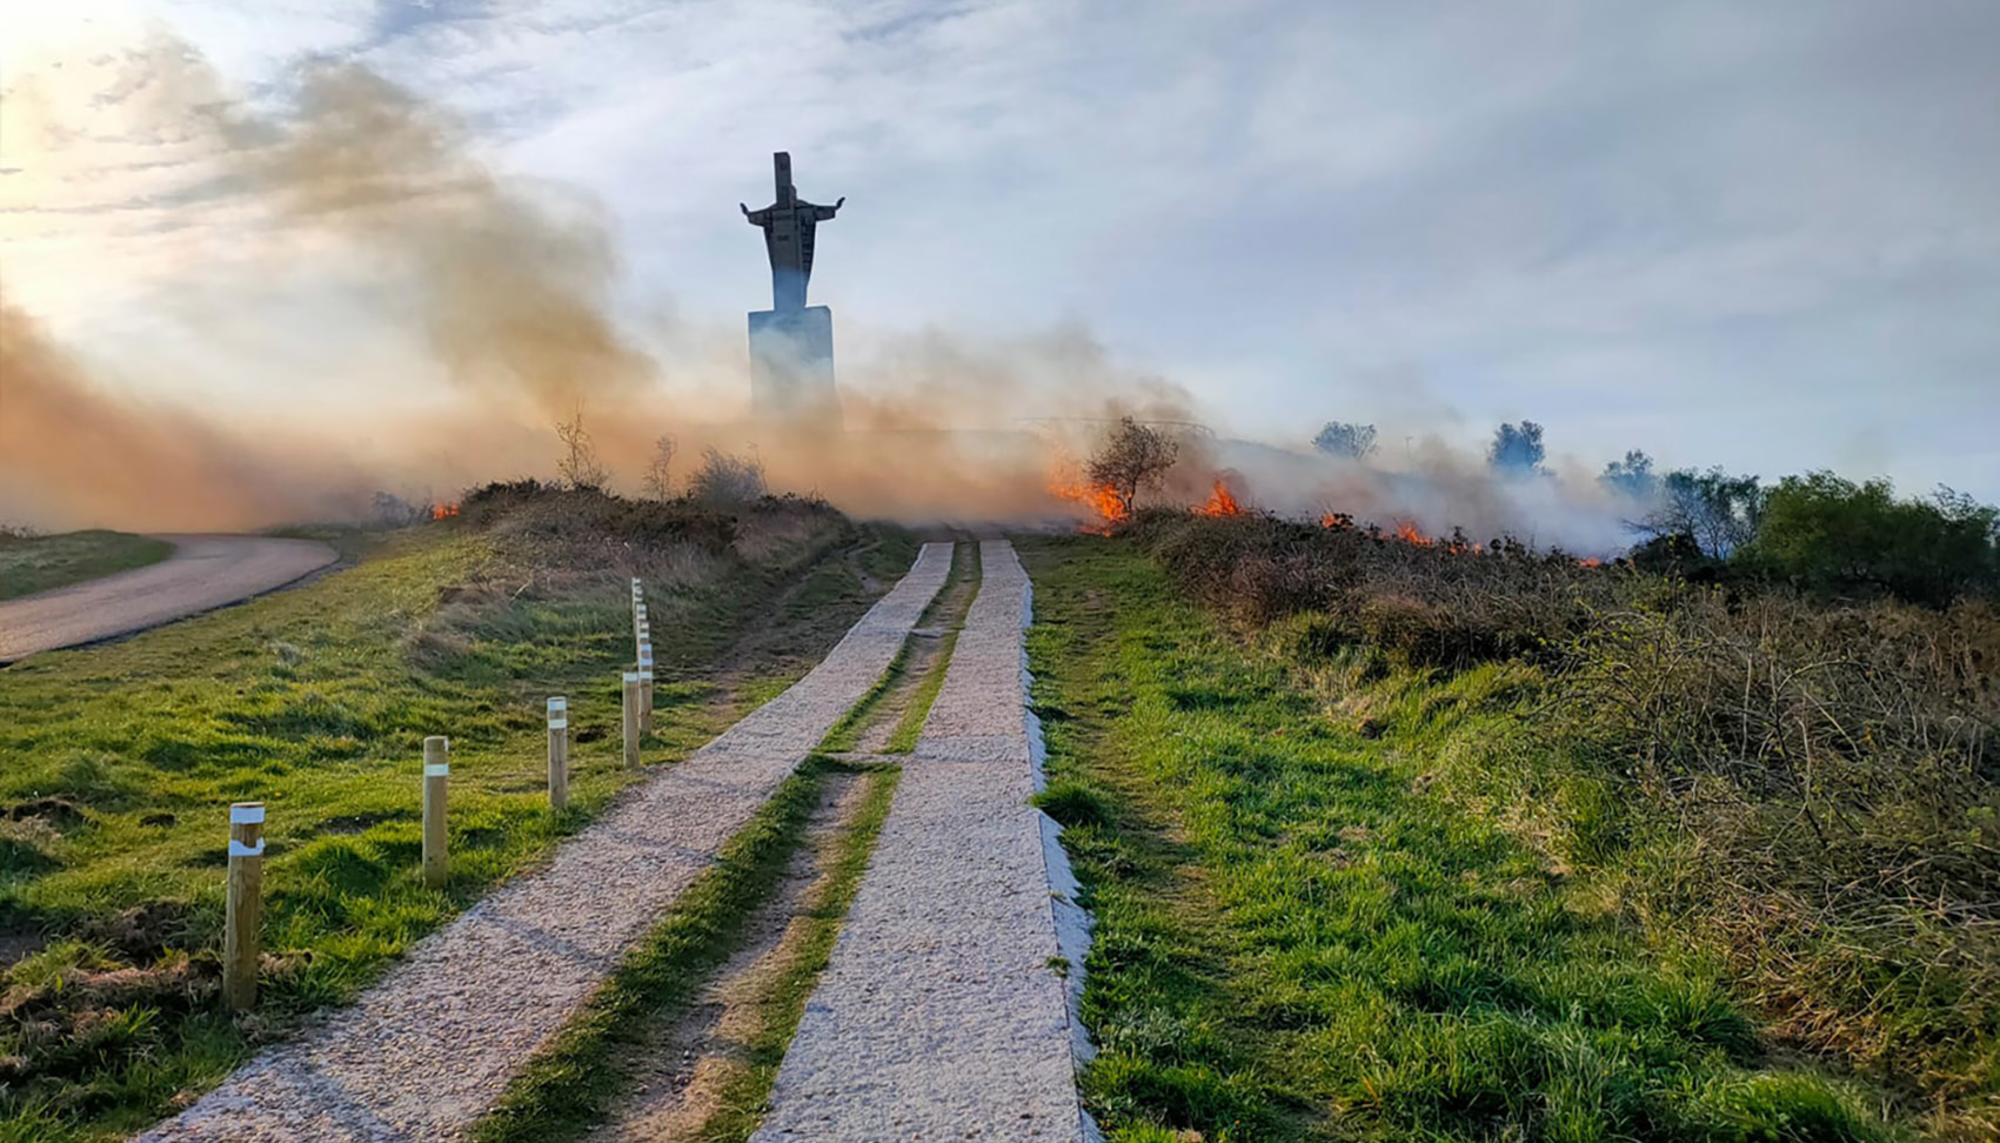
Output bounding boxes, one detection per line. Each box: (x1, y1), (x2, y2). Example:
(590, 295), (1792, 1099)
(641, 435), (676, 500)
(555, 408), (609, 490)
(1086, 416), (1180, 516)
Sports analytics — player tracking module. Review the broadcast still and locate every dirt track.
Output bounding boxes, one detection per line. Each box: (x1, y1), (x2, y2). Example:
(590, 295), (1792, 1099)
(0, 534), (338, 663)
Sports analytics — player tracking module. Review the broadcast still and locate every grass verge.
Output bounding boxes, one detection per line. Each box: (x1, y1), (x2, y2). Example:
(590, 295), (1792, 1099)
(0, 531), (174, 601)
(1020, 534), (1909, 1143)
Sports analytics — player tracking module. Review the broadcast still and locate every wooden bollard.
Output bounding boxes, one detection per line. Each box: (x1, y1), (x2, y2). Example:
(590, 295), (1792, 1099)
(547, 697), (569, 811)
(422, 736), (449, 888)
(622, 671), (642, 769)
(223, 801), (265, 1012)
(638, 643), (655, 734)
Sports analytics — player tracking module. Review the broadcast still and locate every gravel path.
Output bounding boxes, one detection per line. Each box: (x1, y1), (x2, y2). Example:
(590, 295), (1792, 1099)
(753, 539), (1097, 1141)
(136, 542), (954, 1143)
(0, 534), (337, 663)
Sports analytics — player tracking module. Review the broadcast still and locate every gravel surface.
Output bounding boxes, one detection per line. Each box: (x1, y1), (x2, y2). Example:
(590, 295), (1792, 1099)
(0, 534), (337, 663)
(135, 542), (954, 1143)
(754, 540), (1097, 1142)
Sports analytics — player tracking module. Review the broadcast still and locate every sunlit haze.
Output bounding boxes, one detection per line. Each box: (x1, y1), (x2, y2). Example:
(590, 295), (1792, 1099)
(5, 1), (1998, 518)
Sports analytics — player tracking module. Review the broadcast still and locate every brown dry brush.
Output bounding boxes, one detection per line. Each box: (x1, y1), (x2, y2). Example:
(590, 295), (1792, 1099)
(1136, 509), (1626, 667)
(1549, 592), (2000, 1125)
(1127, 510), (2000, 1131)
(415, 480), (848, 659)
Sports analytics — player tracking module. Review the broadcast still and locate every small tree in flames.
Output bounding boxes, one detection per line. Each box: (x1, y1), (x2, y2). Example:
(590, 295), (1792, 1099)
(1087, 416), (1179, 517)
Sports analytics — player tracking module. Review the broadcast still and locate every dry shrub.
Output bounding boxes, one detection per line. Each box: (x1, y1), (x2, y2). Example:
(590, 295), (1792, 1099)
(1133, 510), (1619, 667)
(407, 481), (846, 676)
(685, 448), (767, 508)
(461, 480), (737, 558)
(729, 494), (841, 565)
(1547, 590), (2000, 1119)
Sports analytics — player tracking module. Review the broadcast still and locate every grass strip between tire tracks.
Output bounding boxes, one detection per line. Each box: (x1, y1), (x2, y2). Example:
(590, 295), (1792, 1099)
(881, 542), (981, 754)
(470, 762), (831, 1143)
(693, 761), (899, 1143)
(470, 756), (901, 1141)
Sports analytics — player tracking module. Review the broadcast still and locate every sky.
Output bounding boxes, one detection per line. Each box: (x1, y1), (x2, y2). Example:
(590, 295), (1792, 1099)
(5, 0), (1999, 499)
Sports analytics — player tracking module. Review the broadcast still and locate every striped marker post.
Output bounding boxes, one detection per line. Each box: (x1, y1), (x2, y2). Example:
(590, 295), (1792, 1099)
(631, 580), (646, 658)
(422, 736), (449, 888)
(622, 671), (642, 769)
(634, 605), (649, 663)
(638, 643), (655, 734)
(547, 697), (569, 811)
(224, 802), (265, 1012)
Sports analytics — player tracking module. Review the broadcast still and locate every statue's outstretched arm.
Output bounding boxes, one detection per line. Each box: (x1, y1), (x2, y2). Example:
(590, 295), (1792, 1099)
(742, 203), (772, 225)
(812, 196), (845, 221)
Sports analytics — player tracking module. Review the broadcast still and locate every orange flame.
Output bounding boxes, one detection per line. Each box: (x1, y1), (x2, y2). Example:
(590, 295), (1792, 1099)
(431, 501), (460, 520)
(1196, 479), (1243, 517)
(1050, 479), (1128, 535)
(1393, 521), (1434, 547)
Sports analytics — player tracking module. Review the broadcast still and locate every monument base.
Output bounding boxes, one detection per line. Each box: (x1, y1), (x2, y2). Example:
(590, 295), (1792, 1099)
(748, 305), (839, 424)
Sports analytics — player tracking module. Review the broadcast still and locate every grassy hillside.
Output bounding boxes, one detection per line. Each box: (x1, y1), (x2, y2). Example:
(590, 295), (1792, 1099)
(1023, 532), (1984, 1141)
(0, 488), (914, 1141)
(0, 531), (174, 601)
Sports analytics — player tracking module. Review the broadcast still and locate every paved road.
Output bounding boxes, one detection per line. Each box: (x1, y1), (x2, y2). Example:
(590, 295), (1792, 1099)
(0, 534), (339, 663)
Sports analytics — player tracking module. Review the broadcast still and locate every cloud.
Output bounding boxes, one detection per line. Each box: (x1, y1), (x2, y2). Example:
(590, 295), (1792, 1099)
(5, 0), (1999, 504)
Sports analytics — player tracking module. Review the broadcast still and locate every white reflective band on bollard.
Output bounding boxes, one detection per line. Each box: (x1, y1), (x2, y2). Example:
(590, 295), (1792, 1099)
(227, 839), (266, 858)
(424, 763), (449, 776)
(230, 805), (266, 824)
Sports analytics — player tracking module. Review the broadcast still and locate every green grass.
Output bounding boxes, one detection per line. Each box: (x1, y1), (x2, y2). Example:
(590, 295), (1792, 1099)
(819, 636), (918, 756)
(1019, 535), (1905, 1143)
(882, 630), (958, 753)
(0, 531), (174, 601)
(0, 518), (897, 1141)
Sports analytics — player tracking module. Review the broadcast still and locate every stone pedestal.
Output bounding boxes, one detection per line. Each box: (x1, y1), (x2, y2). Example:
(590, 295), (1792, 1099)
(748, 305), (839, 424)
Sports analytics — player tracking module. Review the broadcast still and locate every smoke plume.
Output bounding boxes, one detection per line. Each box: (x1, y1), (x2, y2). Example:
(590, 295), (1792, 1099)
(1, 35), (1637, 553)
